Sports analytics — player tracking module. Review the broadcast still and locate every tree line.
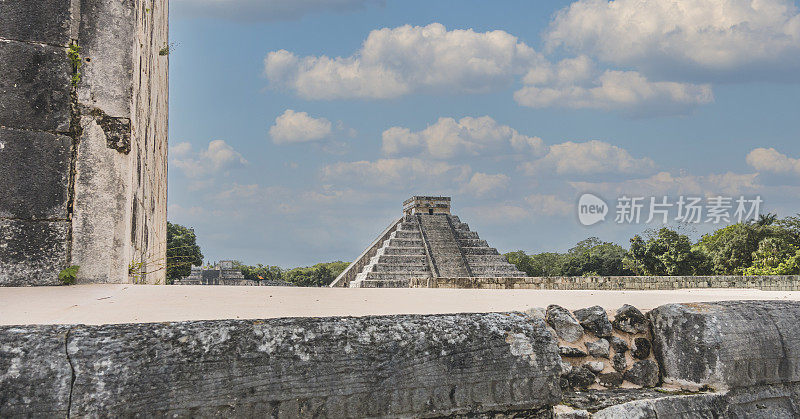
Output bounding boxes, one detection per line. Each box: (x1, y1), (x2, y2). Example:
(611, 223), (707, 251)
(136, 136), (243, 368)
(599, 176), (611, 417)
(165, 222), (348, 286)
(231, 261), (348, 287)
(504, 214), (800, 277)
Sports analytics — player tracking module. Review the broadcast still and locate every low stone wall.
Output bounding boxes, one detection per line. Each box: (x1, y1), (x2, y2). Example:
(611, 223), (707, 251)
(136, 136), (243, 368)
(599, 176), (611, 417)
(4, 301), (800, 417)
(411, 275), (800, 290)
(0, 313), (561, 417)
(172, 278), (295, 286)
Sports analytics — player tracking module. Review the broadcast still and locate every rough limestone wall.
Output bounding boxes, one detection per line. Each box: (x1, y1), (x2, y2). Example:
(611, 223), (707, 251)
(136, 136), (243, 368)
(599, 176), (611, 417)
(0, 0), (168, 285)
(0, 0), (76, 285)
(130, 0), (169, 284)
(0, 313), (562, 417)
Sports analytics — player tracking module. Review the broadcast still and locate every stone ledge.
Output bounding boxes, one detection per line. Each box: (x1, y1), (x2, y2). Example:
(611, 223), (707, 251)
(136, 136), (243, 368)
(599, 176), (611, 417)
(3, 301), (800, 416)
(0, 312), (562, 417)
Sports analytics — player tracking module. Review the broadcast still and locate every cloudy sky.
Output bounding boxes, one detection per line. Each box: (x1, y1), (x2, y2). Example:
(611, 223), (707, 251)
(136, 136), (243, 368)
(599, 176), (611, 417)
(168, 0), (800, 267)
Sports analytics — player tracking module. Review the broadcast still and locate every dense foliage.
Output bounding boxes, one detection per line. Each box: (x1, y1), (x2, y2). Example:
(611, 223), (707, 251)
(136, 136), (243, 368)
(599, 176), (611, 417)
(233, 261), (349, 287)
(166, 222), (204, 284)
(504, 214), (800, 277)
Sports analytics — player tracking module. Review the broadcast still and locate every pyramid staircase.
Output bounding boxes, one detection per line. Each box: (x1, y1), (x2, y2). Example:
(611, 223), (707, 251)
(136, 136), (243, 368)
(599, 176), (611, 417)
(342, 213), (525, 288)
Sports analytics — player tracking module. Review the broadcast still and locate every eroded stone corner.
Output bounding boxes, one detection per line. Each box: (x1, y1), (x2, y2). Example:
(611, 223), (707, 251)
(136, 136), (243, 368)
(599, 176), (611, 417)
(89, 108), (131, 154)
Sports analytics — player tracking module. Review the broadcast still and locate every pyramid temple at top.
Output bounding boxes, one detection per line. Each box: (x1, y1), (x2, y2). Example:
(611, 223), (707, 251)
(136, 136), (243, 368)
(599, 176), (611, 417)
(332, 196), (525, 288)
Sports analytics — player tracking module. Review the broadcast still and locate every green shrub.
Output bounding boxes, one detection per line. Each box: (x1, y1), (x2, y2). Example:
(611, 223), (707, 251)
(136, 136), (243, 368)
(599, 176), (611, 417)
(59, 265), (80, 285)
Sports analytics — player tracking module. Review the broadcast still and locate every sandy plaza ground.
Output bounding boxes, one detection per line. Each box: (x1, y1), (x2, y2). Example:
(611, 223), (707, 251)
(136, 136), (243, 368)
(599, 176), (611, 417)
(2, 284), (800, 325)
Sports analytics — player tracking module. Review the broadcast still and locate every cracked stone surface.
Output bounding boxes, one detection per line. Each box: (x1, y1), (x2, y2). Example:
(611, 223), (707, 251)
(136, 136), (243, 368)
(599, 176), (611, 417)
(585, 338), (610, 359)
(609, 336), (628, 353)
(593, 393), (728, 418)
(624, 360), (660, 388)
(612, 352), (627, 372)
(584, 361), (605, 374)
(631, 337), (651, 360)
(0, 325), (72, 416)
(547, 305), (583, 342)
(649, 300), (800, 389)
(573, 305), (613, 338)
(613, 304), (649, 334)
(1, 312), (562, 417)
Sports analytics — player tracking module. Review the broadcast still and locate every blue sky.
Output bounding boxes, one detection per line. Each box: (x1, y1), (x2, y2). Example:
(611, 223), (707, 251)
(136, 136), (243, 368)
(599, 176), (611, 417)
(167, 0), (800, 267)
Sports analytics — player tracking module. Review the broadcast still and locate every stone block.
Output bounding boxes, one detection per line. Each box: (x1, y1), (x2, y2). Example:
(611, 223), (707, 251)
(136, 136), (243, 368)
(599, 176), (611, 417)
(0, 219), (68, 286)
(76, 0), (135, 117)
(0, 0), (73, 46)
(649, 300), (800, 389)
(593, 393), (728, 419)
(0, 127), (71, 219)
(30, 313), (561, 417)
(0, 325), (72, 417)
(0, 40), (72, 132)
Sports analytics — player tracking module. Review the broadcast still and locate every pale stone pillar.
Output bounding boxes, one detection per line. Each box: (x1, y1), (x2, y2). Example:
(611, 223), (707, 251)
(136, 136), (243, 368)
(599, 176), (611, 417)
(0, 0), (168, 285)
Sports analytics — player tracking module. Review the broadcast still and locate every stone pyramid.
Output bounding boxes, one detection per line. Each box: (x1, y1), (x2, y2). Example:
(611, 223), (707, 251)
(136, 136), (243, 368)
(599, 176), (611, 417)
(332, 196), (525, 288)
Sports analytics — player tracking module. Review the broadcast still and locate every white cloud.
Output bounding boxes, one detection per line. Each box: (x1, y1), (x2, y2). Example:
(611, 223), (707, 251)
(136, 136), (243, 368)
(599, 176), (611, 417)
(269, 109), (333, 144)
(172, 0), (378, 22)
(265, 23), (541, 99)
(171, 140), (248, 179)
(514, 57), (713, 114)
(265, 21), (718, 114)
(170, 142), (193, 157)
(382, 115), (545, 159)
(746, 147), (800, 175)
(546, 0), (800, 81)
(320, 157), (470, 188)
(461, 173), (510, 197)
(525, 194), (573, 216)
(570, 171), (760, 197)
(522, 140), (656, 176)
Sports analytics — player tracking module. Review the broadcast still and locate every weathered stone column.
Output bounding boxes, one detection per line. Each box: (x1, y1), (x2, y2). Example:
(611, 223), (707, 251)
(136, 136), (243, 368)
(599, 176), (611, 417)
(0, 0), (168, 285)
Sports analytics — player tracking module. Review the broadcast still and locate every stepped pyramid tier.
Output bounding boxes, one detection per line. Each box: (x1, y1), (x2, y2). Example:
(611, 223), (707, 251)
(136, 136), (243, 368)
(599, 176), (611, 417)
(331, 196), (525, 288)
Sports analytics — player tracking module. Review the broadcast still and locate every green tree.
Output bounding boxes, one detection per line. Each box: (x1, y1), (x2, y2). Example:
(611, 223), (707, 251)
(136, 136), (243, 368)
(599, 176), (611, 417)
(166, 222), (204, 283)
(776, 214), (800, 247)
(744, 237), (800, 275)
(562, 237), (631, 276)
(505, 251), (536, 276)
(233, 262), (284, 281)
(505, 238), (628, 277)
(696, 222), (780, 274)
(529, 252), (568, 276)
(283, 261), (348, 287)
(623, 228), (707, 276)
(504, 251), (567, 276)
